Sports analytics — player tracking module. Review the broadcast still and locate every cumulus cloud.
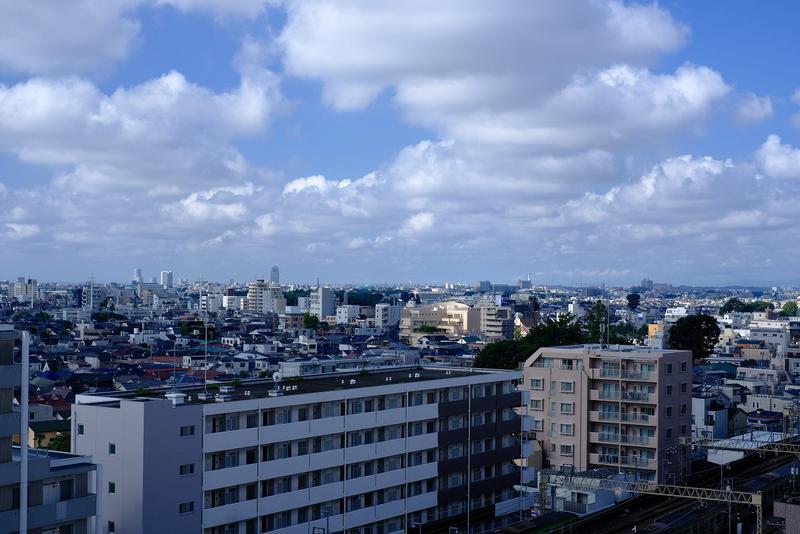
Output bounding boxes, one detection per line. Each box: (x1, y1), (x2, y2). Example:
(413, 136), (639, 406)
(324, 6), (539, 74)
(735, 93), (773, 124)
(399, 212), (435, 238)
(0, 51), (281, 192)
(0, 1), (140, 76)
(756, 135), (800, 179)
(279, 0), (727, 154)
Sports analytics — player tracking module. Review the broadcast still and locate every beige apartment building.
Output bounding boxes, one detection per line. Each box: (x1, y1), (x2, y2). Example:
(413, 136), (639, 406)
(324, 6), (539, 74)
(521, 344), (692, 483)
(399, 301), (479, 344)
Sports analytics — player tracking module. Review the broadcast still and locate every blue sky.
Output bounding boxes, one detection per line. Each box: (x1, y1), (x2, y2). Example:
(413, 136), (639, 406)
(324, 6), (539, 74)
(1, 1), (799, 286)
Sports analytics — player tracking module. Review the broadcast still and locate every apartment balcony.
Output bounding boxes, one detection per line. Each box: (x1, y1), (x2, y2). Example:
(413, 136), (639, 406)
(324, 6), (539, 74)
(621, 391), (651, 402)
(204, 500), (259, 528)
(589, 452), (619, 466)
(0, 494), (98, 533)
(591, 368), (620, 379)
(590, 433), (652, 446)
(620, 413), (652, 424)
(620, 456), (656, 469)
(590, 389), (620, 401)
(590, 410), (619, 422)
(620, 370), (652, 381)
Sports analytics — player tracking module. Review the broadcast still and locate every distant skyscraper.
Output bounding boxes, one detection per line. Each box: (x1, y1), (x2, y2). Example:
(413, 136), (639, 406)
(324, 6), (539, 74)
(270, 265), (280, 285)
(160, 270), (173, 288)
(133, 268), (143, 284)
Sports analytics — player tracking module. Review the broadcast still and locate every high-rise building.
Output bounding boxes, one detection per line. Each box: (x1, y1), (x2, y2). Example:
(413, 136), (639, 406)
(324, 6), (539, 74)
(520, 344), (692, 483)
(0, 326), (98, 533)
(160, 270), (174, 288)
(133, 268), (143, 284)
(246, 280), (286, 314)
(73, 366), (522, 534)
(309, 287), (335, 321)
(475, 298), (514, 341)
(270, 265), (280, 285)
(12, 277), (38, 303)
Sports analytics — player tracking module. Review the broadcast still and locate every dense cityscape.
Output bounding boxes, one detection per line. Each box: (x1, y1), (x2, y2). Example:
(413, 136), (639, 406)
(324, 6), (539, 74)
(2, 1), (800, 534)
(3, 272), (800, 532)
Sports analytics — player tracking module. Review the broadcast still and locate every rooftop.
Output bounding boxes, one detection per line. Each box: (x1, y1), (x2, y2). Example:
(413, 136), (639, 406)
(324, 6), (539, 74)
(79, 365), (517, 406)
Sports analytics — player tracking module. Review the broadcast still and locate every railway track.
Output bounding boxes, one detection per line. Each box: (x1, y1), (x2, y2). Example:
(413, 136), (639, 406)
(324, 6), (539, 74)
(565, 453), (795, 534)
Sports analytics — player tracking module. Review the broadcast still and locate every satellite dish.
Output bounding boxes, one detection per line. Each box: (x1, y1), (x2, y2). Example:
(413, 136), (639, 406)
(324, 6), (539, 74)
(272, 371), (283, 383)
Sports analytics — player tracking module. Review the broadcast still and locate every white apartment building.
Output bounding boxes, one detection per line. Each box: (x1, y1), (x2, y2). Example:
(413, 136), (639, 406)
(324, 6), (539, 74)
(521, 345), (693, 483)
(399, 301), (479, 343)
(73, 367), (523, 534)
(12, 277), (38, 302)
(246, 281), (286, 315)
(374, 304), (403, 329)
(335, 305), (361, 325)
(310, 288), (335, 321)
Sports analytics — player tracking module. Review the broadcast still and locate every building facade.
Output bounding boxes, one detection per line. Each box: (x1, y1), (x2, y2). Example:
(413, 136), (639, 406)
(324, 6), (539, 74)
(521, 345), (692, 483)
(246, 281), (287, 315)
(309, 287), (335, 321)
(0, 326), (98, 534)
(74, 367), (522, 534)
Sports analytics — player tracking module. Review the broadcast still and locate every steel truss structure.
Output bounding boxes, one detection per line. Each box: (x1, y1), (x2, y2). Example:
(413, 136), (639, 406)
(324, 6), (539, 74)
(539, 472), (764, 534)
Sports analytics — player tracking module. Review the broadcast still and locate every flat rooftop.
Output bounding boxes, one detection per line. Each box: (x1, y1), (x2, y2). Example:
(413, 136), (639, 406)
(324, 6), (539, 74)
(548, 344), (688, 354)
(80, 366), (516, 405)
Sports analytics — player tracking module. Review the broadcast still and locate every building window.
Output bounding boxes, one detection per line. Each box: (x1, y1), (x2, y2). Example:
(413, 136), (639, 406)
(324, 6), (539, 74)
(560, 423), (574, 435)
(77, 424), (84, 436)
(532, 419), (544, 431)
(108, 443), (116, 455)
(665, 363), (673, 374)
(560, 381), (574, 394)
(530, 378), (544, 390)
(666, 428), (673, 439)
(680, 425), (687, 436)
(665, 385), (673, 396)
(680, 383), (687, 393)
(108, 482), (116, 494)
(560, 444), (573, 456)
(108, 522), (115, 533)
(681, 361), (687, 372)
(560, 403), (574, 414)
(680, 404), (687, 415)
(179, 501), (195, 514)
(666, 407), (673, 417)
(530, 399), (543, 411)
(179, 464), (195, 476)
(179, 425), (195, 437)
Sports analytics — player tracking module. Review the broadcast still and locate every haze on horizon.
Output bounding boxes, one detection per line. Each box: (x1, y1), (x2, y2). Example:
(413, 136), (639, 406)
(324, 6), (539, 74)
(1, 1), (799, 286)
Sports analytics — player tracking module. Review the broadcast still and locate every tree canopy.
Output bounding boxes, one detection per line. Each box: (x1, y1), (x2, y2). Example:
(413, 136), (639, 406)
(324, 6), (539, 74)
(473, 314), (584, 369)
(626, 293), (641, 311)
(667, 314), (720, 361)
(719, 298), (774, 314)
(780, 301), (799, 317)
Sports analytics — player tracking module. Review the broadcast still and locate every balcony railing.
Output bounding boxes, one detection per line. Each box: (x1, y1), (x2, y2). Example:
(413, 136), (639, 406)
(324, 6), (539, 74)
(621, 413), (651, 423)
(621, 370), (651, 380)
(599, 412), (619, 421)
(598, 433), (620, 443)
(598, 391), (620, 400)
(623, 392), (650, 402)
(599, 368), (620, 378)
(598, 454), (619, 463)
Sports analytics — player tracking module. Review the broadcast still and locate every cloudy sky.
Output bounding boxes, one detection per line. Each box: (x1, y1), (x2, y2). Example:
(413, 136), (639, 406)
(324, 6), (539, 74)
(1, 1), (799, 286)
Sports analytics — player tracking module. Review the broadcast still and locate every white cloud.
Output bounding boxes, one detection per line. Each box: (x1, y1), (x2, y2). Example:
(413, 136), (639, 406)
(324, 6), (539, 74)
(279, 1), (725, 154)
(2, 223), (40, 240)
(399, 212), (435, 237)
(0, 0), (140, 75)
(735, 93), (773, 124)
(0, 50), (281, 192)
(155, 0), (269, 18)
(756, 135), (800, 179)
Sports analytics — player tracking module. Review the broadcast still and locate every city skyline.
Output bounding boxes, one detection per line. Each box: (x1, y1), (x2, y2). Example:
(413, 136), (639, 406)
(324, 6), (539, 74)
(2, 2), (800, 284)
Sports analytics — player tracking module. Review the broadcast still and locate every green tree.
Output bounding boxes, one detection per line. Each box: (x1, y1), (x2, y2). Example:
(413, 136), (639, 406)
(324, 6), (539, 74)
(303, 313), (320, 329)
(626, 293), (641, 311)
(473, 314), (584, 369)
(47, 432), (71, 452)
(583, 301), (608, 344)
(781, 301), (798, 317)
(668, 314), (720, 361)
